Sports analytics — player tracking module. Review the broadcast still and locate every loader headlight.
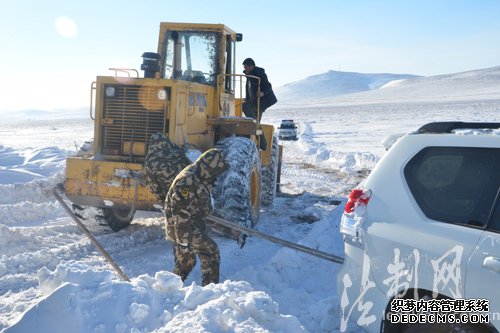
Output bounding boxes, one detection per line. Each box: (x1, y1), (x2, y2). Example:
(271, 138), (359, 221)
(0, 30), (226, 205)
(157, 89), (167, 100)
(105, 86), (116, 97)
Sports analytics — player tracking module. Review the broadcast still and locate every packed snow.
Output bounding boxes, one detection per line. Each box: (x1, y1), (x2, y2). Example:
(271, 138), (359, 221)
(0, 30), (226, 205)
(1, 67), (500, 333)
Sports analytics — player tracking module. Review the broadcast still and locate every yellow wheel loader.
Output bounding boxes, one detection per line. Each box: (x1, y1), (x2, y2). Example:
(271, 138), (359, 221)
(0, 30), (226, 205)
(65, 22), (280, 232)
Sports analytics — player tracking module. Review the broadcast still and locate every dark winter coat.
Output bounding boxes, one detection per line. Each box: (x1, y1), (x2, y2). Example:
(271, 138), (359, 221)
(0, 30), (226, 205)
(244, 66), (278, 112)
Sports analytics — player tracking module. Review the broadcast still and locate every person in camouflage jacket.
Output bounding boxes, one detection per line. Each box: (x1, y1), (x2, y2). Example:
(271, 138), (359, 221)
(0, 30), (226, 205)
(164, 148), (228, 286)
(145, 133), (191, 202)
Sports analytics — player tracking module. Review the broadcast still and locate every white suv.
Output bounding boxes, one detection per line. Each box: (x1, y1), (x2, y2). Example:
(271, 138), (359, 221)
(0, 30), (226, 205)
(278, 119), (298, 140)
(337, 122), (500, 333)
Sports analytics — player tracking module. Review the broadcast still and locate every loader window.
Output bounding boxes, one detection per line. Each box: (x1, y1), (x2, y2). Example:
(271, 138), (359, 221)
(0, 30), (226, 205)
(162, 30), (219, 86)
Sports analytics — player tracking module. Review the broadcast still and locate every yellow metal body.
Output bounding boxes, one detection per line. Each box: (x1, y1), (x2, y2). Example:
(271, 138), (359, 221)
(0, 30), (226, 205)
(65, 22), (275, 211)
(66, 158), (158, 210)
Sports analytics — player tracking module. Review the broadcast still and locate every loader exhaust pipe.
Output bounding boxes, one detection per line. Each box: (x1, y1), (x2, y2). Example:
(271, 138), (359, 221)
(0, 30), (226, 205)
(141, 52), (161, 79)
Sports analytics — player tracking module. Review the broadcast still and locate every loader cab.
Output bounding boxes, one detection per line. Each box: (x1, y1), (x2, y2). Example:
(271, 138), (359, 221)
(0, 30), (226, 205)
(162, 30), (218, 85)
(158, 23), (241, 93)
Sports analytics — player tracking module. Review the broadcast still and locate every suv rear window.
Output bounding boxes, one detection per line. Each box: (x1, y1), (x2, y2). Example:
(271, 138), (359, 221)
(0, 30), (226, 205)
(404, 147), (500, 227)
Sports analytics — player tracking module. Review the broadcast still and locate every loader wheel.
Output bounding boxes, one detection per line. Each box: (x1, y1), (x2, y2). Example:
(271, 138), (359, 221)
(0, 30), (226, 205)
(72, 204), (86, 220)
(100, 207), (134, 232)
(261, 135), (279, 206)
(213, 137), (261, 233)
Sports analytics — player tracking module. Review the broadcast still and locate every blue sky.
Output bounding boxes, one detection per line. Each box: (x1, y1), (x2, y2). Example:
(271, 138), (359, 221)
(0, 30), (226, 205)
(1, 0), (500, 112)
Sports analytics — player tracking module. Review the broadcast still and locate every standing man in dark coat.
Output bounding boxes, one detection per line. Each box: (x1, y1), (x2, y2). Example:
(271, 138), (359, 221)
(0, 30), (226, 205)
(242, 58), (277, 121)
(242, 58), (277, 150)
(164, 148), (228, 286)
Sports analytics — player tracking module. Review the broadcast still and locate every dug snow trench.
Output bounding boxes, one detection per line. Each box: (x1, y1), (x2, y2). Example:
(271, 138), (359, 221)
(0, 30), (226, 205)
(1, 118), (373, 332)
(0, 161), (365, 333)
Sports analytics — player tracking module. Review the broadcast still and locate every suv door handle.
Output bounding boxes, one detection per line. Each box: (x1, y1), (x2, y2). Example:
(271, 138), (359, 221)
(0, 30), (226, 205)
(483, 256), (500, 273)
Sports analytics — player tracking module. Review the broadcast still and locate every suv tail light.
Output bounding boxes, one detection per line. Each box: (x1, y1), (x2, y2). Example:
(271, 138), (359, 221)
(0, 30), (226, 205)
(340, 188), (372, 248)
(344, 189), (371, 214)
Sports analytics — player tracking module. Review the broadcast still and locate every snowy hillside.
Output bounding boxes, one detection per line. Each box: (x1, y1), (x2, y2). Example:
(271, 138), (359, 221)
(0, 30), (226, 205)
(274, 66), (500, 108)
(274, 70), (419, 104)
(1, 65), (500, 333)
(2, 108), (88, 122)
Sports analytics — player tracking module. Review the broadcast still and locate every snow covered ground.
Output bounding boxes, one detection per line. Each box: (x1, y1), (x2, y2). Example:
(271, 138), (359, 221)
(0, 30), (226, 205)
(1, 68), (500, 333)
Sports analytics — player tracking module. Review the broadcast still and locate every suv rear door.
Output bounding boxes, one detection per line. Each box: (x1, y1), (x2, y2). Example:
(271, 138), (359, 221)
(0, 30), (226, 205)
(367, 146), (499, 300)
(465, 178), (500, 328)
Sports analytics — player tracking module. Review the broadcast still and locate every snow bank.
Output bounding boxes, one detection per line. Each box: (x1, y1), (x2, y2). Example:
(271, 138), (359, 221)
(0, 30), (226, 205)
(290, 122), (379, 172)
(0, 173), (67, 225)
(226, 195), (347, 333)
(4, 263), (306, 333)
(0, 145), (68, 185)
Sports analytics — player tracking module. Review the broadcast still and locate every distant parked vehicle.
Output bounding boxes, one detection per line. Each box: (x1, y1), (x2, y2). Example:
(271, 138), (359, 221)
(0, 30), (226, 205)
(278, 119), (298, 140)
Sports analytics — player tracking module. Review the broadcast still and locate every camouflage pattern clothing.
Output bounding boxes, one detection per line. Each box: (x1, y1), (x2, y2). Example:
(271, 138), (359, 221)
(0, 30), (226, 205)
(164, 148), (228, 286)
(145, 133), (191, 202)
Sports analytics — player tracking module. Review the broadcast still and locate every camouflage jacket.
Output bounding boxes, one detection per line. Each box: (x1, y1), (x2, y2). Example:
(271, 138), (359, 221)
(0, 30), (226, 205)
(145, 133), (191, 202)
(165, 149), (228, 244)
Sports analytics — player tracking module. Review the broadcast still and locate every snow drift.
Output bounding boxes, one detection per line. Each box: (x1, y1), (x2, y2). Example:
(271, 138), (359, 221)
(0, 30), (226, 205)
(5, 266), (306, 333)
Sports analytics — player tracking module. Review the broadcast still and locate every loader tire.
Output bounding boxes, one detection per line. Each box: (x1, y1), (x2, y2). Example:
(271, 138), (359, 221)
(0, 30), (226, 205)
(71, 204), (102, 223)
(100, 207), (134, 232)
(261, 135), (279, 206)
(72, 204), (87, 220)
(213, 137), (261, 233)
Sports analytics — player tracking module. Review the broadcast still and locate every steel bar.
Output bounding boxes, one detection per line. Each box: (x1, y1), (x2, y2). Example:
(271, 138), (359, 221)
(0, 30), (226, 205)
(53, 188), (131, 282)
(207, 215), (344, 264)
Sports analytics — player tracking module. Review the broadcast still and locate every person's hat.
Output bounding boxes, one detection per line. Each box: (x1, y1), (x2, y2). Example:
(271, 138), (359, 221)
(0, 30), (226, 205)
(197, 148), (228, 178)
(242, 58), (255, 66)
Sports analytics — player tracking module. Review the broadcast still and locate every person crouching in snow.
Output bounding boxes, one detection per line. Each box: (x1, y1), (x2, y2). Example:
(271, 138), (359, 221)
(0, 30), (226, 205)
(164, 148), (228, 286)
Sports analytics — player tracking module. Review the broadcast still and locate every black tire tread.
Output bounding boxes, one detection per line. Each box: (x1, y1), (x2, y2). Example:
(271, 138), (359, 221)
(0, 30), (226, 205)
(261, 135), (279, 206)
(212, 137), (261, 230)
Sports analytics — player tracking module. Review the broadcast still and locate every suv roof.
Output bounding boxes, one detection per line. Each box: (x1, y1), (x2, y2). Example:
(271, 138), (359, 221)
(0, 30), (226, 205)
(415, 121), (500, 134)
(384, 122), (500, 151)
